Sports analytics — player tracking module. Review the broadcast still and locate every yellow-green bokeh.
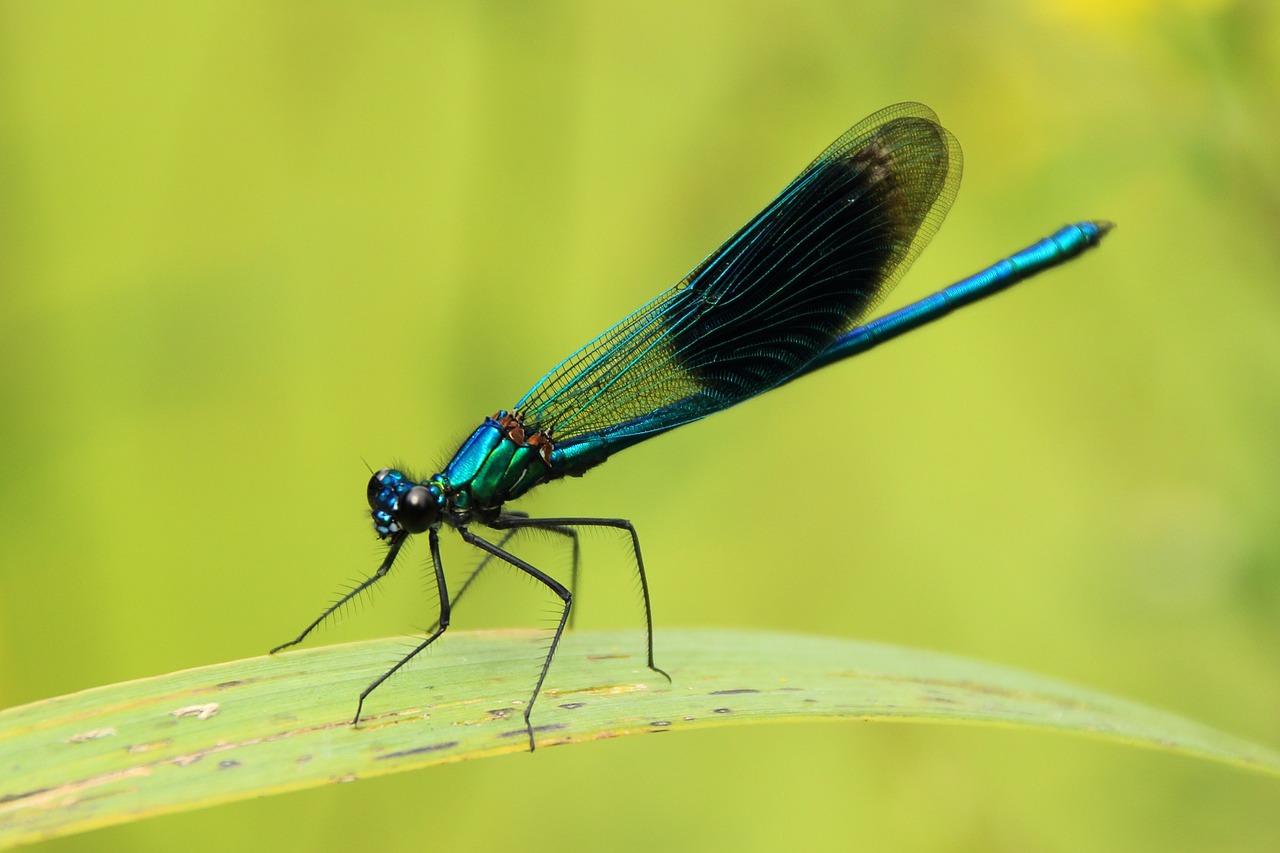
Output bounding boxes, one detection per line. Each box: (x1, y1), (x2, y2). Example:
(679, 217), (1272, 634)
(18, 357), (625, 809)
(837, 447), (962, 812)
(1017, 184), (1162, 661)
(2, 1), (1278, 850)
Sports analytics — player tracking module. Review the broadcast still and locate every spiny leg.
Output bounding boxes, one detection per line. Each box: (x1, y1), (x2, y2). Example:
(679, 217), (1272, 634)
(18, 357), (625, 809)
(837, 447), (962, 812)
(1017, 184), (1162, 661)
(422, 527), (516, 634)
(559, 523), (582, 628)
(490, 515), (668, 682)
(428, 512), (581, 633)
(353, 527), (450, 724)
(270, 531), (408, 654)
(459, 527), (571, 752)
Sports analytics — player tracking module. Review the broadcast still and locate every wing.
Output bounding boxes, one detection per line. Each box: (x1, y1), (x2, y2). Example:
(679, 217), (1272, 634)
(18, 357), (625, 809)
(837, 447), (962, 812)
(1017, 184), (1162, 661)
(516, 102), (961, 446)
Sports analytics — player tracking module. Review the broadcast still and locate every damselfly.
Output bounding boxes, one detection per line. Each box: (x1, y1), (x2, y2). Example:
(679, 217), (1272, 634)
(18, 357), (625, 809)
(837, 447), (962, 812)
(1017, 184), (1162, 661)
(271, 103), (1111, 750)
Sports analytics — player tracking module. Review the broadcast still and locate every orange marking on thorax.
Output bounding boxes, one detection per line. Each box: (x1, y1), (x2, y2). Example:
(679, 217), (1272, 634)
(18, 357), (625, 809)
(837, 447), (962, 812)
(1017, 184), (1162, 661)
(494, 411), (555, 467)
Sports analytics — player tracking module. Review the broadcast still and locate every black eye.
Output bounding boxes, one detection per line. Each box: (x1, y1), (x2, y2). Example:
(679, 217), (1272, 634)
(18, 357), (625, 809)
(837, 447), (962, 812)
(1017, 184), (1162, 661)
(367, 468), (393, 508)
(398, 484), (437, 534)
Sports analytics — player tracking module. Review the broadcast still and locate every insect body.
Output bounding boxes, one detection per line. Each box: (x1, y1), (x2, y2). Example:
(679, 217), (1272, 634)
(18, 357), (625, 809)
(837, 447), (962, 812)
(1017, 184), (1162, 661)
(271, 103), (1111, 751)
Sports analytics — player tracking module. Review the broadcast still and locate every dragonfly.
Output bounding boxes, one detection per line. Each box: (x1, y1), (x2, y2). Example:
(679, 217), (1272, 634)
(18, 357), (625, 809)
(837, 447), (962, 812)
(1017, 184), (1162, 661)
(271, 102), (1111, 751)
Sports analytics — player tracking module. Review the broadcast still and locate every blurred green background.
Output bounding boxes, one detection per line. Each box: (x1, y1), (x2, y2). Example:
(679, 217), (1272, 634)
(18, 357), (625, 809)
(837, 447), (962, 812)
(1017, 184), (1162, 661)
(2, 0), (1279, 850)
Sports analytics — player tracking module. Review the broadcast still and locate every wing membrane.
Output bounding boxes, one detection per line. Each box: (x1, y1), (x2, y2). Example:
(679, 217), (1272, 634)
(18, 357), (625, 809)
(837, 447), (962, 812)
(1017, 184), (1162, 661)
(516, 102), (961, 444)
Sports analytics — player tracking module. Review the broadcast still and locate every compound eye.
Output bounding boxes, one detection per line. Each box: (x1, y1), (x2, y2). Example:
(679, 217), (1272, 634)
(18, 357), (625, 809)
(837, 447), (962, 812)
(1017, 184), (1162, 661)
(367, 468), (393, 508)
(397, 484), (437, 534)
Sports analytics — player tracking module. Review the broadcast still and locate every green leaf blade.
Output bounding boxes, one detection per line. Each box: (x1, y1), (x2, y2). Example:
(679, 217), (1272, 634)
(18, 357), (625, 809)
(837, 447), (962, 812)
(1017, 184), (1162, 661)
(2, 629), (1277, 848)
